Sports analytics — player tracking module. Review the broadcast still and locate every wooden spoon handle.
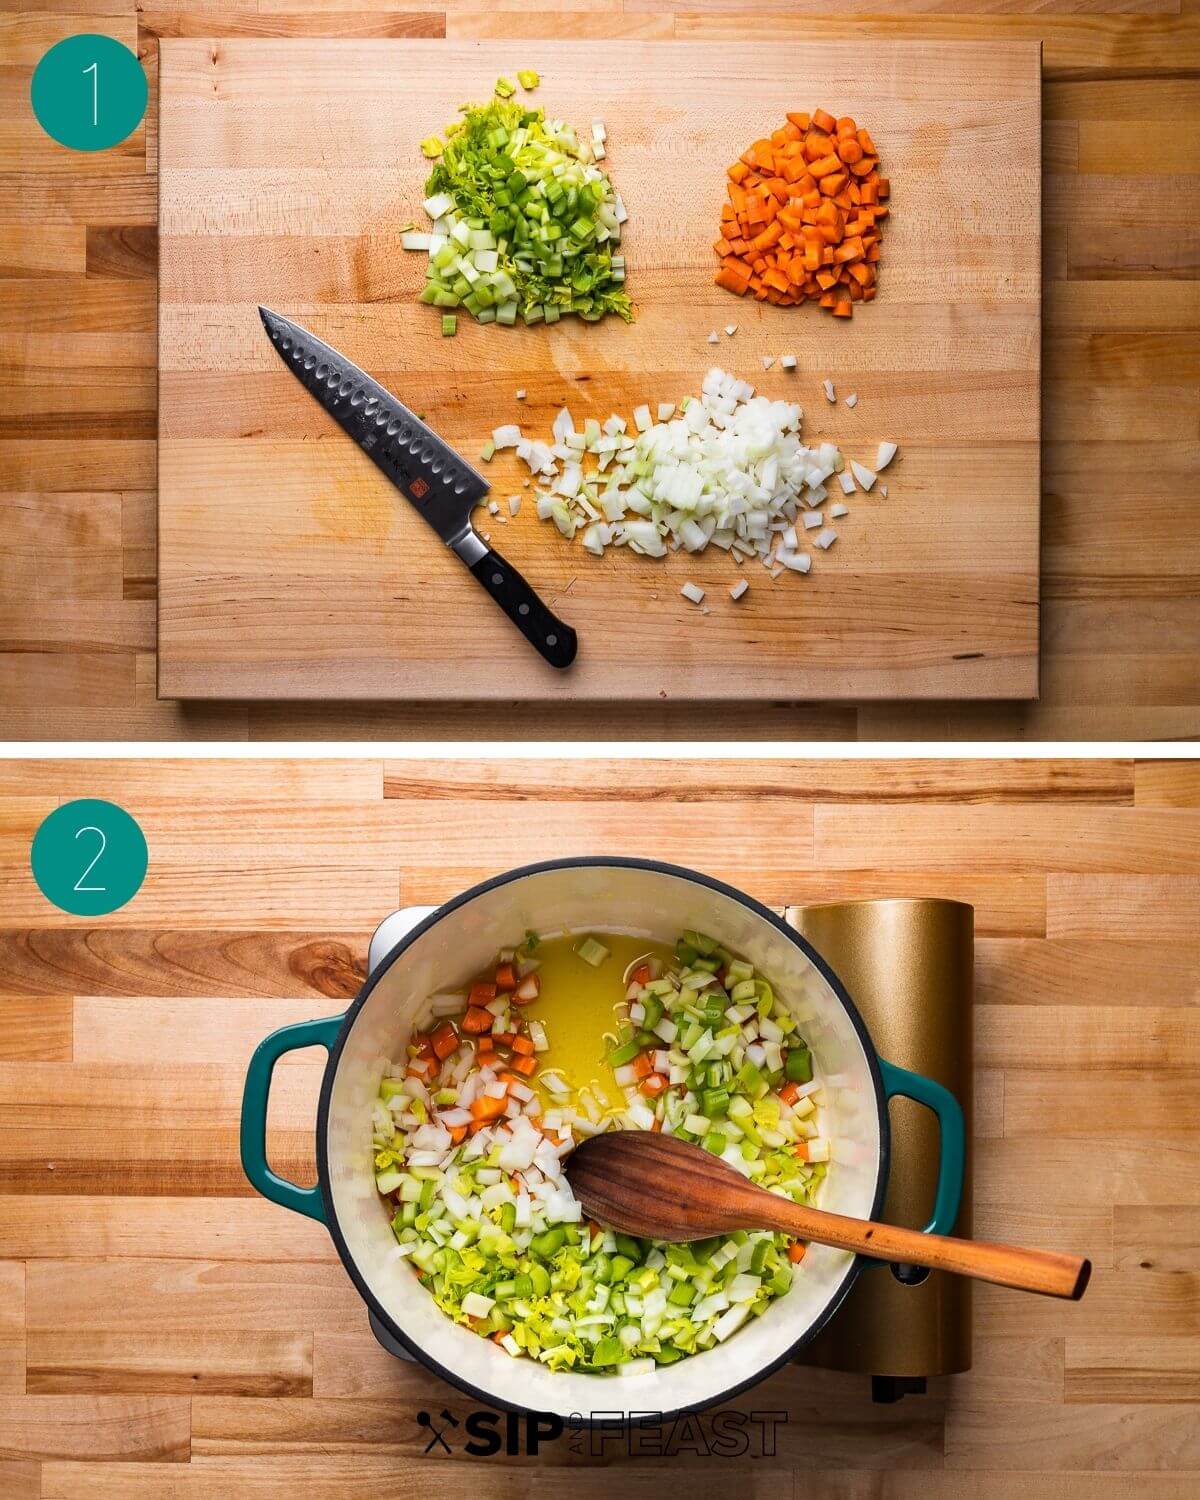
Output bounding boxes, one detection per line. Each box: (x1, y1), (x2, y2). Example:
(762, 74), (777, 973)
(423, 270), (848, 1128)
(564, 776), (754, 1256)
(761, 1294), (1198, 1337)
(758, 1198), (1090, 1300)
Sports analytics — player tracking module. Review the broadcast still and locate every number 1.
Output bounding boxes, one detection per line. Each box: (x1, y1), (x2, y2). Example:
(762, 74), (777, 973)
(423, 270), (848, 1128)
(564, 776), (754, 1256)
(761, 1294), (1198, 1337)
(83, 60), (98, 127)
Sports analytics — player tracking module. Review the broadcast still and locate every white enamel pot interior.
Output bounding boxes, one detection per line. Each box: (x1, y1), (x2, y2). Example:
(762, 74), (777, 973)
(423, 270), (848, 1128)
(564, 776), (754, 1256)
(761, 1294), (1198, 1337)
(316, 858), (889, 1420)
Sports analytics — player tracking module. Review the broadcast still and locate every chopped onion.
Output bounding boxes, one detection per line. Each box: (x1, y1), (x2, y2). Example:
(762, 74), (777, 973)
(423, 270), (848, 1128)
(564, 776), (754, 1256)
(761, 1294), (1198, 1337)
(822, 379), (836, 403)
(814, 528), (837, 549)
(681, 581), (705, 605)
(730, 579), (749, 601)
(876, 441), (898, 470)
(844, 393), (858, 408)
(830, 502), (848, 518)
(849, 460), (877, 491)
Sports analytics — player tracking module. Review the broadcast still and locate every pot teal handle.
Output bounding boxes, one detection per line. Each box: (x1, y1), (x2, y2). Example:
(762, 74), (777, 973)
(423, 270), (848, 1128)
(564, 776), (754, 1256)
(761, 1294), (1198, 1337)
(240, 1013), (344, 1224)
(877, 1057), (965, 1238)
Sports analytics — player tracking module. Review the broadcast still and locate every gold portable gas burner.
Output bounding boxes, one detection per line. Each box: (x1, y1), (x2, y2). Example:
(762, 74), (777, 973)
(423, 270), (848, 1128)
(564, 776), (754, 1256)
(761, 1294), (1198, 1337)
(788, 898), (974, 1400)
(363, 896), (974, 1401)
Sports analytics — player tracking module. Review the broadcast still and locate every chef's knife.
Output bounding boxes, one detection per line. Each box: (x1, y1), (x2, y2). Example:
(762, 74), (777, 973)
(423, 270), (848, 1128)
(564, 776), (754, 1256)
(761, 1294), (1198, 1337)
(258, 306), (577, 670)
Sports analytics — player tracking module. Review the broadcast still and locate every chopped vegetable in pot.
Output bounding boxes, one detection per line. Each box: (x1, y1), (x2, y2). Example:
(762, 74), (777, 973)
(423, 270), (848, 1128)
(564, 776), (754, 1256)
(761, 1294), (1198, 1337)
(373, 930), (828, 1373)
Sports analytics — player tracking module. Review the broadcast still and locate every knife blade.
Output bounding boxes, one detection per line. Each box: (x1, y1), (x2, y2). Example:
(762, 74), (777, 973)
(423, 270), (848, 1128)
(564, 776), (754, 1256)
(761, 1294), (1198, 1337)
(258, 306), (577, 671)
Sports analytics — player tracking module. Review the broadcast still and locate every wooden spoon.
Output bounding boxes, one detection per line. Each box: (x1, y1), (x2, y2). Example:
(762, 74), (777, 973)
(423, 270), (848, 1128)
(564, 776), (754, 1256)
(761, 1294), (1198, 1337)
(566, 1131), (1091, 1301)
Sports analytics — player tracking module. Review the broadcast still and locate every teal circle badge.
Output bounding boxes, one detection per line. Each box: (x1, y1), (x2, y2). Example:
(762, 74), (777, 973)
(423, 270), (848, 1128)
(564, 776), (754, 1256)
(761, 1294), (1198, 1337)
(31, 34), (147, 153)
(30, 799), (148, 916)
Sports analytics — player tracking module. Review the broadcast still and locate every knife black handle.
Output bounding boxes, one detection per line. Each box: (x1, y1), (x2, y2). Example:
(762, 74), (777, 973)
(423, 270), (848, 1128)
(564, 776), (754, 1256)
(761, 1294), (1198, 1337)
(469, 546), (578, 670)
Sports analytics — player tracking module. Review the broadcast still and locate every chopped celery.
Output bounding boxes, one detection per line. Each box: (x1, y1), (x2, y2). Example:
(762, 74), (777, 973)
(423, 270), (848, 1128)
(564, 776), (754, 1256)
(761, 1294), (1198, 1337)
(785, 1046), (813, 1084)
(575, 935), (610, 967)
(517, 69), (540, 91)
(606, 1037), (641, 1067)
(441, 313), (457, 337)
(410, 93), (632, 330)
(530, 1225), (567, 1259)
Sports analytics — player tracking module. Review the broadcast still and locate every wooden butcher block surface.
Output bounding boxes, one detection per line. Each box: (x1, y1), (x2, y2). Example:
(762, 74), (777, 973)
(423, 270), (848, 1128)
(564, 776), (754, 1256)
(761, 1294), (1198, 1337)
(157, 39), (1041, 701)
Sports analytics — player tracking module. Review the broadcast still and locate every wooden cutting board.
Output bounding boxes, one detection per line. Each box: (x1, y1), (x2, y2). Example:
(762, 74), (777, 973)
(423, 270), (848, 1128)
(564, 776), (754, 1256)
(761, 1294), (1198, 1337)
(157, 39), (1041, 702)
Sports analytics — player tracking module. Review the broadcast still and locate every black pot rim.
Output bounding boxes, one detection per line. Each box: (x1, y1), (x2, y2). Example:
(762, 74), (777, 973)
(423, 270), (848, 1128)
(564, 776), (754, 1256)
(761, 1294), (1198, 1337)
(315, 855), (891, 1422)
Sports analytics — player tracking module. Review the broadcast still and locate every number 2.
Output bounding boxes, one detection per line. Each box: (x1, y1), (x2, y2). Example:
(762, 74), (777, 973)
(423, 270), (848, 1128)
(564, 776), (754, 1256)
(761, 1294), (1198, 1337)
(73, 825), (107, 892)
(83, 60), (98, 127)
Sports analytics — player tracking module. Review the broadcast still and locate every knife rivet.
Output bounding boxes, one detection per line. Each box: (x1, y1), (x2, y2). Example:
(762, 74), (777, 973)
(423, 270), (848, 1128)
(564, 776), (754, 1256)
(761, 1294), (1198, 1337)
(519, 603), (530, 616)
(547, 635), (557, 647)
(492, 573), (503, 586)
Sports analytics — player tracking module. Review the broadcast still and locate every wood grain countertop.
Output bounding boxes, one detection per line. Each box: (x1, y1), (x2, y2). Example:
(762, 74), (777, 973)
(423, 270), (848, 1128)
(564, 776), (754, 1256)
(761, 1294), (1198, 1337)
(0, 755), (1197, 1493)
(2, 7), (1199, 740)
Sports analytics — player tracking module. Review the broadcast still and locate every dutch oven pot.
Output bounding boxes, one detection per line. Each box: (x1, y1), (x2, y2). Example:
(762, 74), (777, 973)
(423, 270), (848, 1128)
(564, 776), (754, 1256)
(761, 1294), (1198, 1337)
(241, 858), (964, 1420)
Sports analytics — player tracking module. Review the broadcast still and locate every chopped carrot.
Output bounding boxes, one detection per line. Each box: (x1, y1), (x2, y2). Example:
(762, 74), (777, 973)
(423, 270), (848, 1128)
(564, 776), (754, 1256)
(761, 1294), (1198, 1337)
(470, 1094), (507, 1122)
(714, 106), (887, 317)
(494, 962), (517, 991)
(639, 1073), (668, 1098)
(511, 1034), (535, 1056)
(469, 981), (497, 1006)
(460, 1005), (494, 1035)
(788, 1240), (808, 1264)
(794, 1141), (810, 1161)
(779, 1081), (801, 1106)
(491, 1031), (515, 1048)
(631, 1051), (654, 1080)
(631, 962), (653, 986)
(510, 1053), (538, 1077)
(448, 1124), (468, 1144)
(430, 1021), (459, 1060)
